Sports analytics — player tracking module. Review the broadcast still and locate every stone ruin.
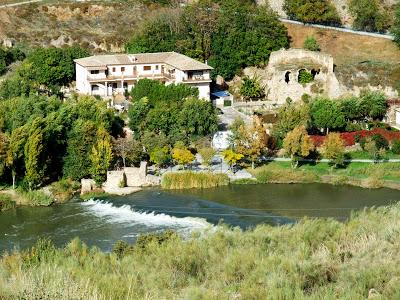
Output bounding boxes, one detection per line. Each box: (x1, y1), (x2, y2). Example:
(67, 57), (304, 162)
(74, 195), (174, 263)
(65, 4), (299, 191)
(258, 49), (341, 103)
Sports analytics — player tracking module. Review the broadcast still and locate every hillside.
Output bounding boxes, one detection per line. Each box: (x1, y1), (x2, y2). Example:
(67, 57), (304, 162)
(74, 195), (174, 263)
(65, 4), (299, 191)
(285, 22), (400, 93)
(1, 204), (399, 298)
(0, 1), (153, 52)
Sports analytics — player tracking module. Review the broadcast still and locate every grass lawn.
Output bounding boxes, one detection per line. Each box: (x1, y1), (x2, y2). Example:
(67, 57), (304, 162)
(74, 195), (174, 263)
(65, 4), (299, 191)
(249, 161), (400, 186)
(348, 150), (400, 160)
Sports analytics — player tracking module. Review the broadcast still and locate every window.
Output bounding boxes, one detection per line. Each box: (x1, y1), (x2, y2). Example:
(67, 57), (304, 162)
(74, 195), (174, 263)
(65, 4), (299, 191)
(144, 66), (151, 71)
(155, 65), (159, 70)
(112, 67), (116, 72)
(90, 70), (99, 74)
(121, 67), (125, 72)
(92, 85), (99, 91)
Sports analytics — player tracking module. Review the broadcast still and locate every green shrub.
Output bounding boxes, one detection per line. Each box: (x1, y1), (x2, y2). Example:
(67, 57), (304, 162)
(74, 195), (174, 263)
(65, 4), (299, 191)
(50, 179), (80, 203)
(0, 194), (16, 211)
(371, 133), (389, 150)
(303, 36), (320, 51)
(162, 172), (229, 189)
(298, 69), (314, 84)
(391, 140), (400, 154)
(17, 190), (53, 206)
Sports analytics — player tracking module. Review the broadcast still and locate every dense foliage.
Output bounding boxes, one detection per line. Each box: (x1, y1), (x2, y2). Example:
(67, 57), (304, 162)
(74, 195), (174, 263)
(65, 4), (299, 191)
(0, 46), (88, 100)
(126, 0), (289, 79)
(0, 47), (25, 75)
(0, 95), (123, 188)
(394, 4), (400, 47)
(303, 36), (320, 51)
(283, 0), (340, 25)
(128, 79), (218, 147)
(349, 0), (390, 33)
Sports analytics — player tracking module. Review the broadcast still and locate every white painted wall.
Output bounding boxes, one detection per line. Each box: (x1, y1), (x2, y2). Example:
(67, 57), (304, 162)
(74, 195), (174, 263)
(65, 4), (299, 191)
(76, 64), (90, 94)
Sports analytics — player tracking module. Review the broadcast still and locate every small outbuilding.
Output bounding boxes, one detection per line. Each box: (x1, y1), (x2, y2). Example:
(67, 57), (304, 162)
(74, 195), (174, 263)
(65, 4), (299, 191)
(211, 90), (233, 108)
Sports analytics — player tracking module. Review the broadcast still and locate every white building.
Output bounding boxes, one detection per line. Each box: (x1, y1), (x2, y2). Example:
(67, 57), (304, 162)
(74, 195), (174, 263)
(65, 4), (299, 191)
(74, 52), (213, 100)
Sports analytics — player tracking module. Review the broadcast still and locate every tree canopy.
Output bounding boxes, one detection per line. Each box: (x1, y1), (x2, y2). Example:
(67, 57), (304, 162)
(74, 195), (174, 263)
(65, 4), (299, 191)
(283, 0), (341, 25)
(126, 0), (289, 80)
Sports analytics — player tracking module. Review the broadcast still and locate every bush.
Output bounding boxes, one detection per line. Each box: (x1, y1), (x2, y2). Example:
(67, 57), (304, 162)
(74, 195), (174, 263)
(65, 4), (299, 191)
(50, 179), (80, 203)
(283, 0), (341, 25)
(17, 190), (54, 206)
(371, 133), (389, 150)
(391, 140), (400, 154)
(303, 36), (320, 51)
(298, 69), (314, 84)
(349, 0), (390, 33)
(161, 172), (229, 189)
(0, 194), (16, 211)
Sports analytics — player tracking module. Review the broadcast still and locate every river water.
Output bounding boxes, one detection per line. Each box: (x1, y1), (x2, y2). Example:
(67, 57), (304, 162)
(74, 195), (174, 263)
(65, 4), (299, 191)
(1, 183), (399, 252)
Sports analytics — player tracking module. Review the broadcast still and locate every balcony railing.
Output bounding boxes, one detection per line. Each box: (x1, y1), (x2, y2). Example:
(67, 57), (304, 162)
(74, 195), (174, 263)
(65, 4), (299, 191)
(87, 72), (175, 82)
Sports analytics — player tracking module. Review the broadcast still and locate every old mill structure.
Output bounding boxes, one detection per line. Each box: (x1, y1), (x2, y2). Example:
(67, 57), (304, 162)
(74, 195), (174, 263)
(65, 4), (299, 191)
(243, 48), (398, 104)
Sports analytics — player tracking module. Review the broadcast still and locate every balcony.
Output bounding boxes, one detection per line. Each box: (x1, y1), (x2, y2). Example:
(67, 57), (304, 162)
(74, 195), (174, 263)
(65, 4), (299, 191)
(182, 75), (211, 83)
(87, 72), (175, 82)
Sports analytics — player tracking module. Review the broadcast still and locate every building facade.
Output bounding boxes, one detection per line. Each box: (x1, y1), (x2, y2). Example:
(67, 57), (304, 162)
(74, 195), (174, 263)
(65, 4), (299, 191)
(74, 52), (213, 100)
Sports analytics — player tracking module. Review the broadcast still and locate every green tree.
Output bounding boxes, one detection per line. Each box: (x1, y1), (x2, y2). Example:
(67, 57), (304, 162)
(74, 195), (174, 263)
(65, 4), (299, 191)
(283, 125), (314, 168)
(310, 97), (346, 134)
(321, 133), (345, 168)
(240, 76), (265, 100)
(6, 125), (28, 189)
(349, 0), (389, 33)
(273, 101), (310, 142)
(0, 132), (8, 178)
(283, 0), (341, 25)
(89, 128), (113, 185)
(198, 147), (216, 169)
(303, 36), (320, 51)
(393, 4), (400, 47)
(150, 146), (170, 170)
(24, 121), (45, 189)
(359, 91), (387, 120)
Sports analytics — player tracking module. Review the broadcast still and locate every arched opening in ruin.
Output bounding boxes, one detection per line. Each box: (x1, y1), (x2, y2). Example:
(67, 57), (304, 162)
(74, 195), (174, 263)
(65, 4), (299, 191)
(311, 69), (320, 79)
(298, 69), (314, 84)
(285, 71), (291, 84)
(333, 64), (337, 73)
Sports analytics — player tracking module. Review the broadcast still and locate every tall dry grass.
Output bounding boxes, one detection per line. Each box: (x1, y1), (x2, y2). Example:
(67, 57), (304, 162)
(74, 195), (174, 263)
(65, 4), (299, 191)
(162, 172), (229, 189)
(1, 204), (400, 299)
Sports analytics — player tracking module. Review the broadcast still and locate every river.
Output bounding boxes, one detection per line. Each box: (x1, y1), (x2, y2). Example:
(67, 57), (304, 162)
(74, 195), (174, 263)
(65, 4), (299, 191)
(1, 183), (398, 253)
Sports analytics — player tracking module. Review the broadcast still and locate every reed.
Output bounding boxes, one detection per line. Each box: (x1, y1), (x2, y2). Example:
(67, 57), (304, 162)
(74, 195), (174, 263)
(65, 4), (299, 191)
(161, 172), (229, 189)
(0, 194), (16, 211)
(1, 204), (400, 299)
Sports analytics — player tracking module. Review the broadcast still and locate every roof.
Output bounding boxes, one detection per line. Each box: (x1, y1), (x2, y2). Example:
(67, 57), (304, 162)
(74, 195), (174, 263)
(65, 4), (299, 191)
(74, 52), (213, 71)
(212, 91), (231, 98)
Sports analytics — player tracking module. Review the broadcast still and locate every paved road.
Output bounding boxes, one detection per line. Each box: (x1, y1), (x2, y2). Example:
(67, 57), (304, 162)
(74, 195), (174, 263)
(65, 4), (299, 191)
(279, 18), (394, 41)
(218, 107), (252, 130)
(0, 0), (42, 8)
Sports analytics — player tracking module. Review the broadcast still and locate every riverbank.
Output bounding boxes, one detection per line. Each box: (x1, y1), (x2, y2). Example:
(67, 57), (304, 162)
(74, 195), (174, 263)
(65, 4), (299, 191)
(1, 203), (399, 299)
(248, 161), (400, 190)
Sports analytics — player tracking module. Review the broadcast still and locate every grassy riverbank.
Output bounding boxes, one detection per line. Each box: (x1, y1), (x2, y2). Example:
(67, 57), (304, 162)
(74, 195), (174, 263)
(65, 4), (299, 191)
(0, 189), (53, 209)
(1, 204), (399, 299)
(162, 172), (229, 189)
(249, 161), (400, 189)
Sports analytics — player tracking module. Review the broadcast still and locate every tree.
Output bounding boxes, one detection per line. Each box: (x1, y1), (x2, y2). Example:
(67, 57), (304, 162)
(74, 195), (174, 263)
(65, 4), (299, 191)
(172, 147), (194, 168)
(198, 147), (216, 169)
(234, 117), (268, 169)
(113, 137), (133, 168)
(321, 133), (345, 168)
(240, 76), (264, 100)
(303, 36), (320, 51)
(393, 4), (400, 47)
(359, 91), (387, 120)
(150, 146), (170, 171)
(24, 122), (45, 189)
(0, 132), (9, 178)
(273, 101), (310, 142)
(222, 149), (243, 172)
(283, 0), (341, 25)
(128, 97), (150, 136)
(89, 127), (113, 185)
(6, 125), (28, 189)
(283, 126), (314, 168)
(349, 0), (389, 33)
(310, 97), (346, 134)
